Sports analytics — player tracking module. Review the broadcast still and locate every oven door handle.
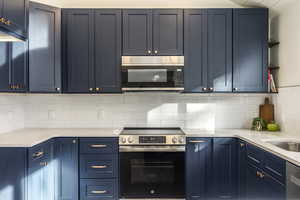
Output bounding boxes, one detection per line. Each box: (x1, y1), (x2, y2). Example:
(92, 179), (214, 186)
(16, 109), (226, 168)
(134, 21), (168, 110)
(119, 145), (185, 152)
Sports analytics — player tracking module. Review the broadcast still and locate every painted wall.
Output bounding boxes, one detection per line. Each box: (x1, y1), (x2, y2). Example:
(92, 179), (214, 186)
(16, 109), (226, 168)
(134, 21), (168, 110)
(270, 1), (300, 135)
(31, 0), (240, 8)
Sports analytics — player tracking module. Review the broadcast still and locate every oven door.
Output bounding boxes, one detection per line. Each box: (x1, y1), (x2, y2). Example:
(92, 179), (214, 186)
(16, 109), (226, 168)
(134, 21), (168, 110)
(120, 146), (185, 199)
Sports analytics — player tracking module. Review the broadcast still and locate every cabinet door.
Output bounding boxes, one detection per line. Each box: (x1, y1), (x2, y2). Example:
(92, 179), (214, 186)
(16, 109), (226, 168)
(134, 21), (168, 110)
(0, 148), (26, 200)
(11, 41), (27, 92)
(238, 140), (247, 200)
(0, 42), (11, 91)
(184, 9), (208, 93)
(233, 9), (268, 92)
(54, 138), (79, 200)
(2, 0), (28, 39)
(207, 9), (232, 92)
(261, 171), (286, 200)
(63, 9), (94, 93)
(28, 140), (55, 200)
(123, 9), (152, 56)
(29, 2), (61, 93)
(186, 138), (212, 200)
(212, 138), (238, 199)
(246, 164), (264, 200)
(94, 10), (121, 93)
(153, 9), (183, 55)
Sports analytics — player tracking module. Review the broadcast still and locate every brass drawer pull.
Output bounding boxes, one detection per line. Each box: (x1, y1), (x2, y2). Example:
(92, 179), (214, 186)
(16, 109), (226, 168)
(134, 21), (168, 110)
(32, 151), (44, 159)
(240, 143), (245, 147)
(90, 144), (107, 148)
(4, 20), (11, 25)
(91, 165), (107, 169)
(189, 140), (205, 143)
(91, 190), (107, 194)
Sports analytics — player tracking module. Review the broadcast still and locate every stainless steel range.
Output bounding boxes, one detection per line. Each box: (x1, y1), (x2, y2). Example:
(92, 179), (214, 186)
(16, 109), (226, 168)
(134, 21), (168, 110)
(119, 127), (186, 200)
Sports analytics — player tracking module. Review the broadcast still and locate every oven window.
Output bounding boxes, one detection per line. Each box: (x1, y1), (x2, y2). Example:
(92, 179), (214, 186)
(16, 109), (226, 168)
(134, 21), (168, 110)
(120, 152), (185, 198)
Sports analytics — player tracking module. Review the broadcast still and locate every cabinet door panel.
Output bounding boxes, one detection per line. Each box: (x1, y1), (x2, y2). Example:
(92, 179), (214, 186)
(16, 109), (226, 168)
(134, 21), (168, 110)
(212, 138), (237, 199)
(123, 9), (152, 55)
(0, 42), (11, 91)
(207, 9), (232, 92)
(11, 41), (27, 92)
(0, 148), (26, 200)
(153, 9), (183, 55)
(184, 9), (208, 93)
(2, 0), (28, 38)
(64, 9), (94, 92)
(29, 2), (61, 92)
(94, 10), (121, 93)
(233, 9), (268, 92)
(54, 138), (79, 200)
(186, 138), (212, 200)
(246, 164), (264, 200)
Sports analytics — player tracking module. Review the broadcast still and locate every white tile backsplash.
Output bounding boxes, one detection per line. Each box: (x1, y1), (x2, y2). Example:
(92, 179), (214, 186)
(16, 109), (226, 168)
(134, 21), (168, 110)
(0, 93), (271, 133)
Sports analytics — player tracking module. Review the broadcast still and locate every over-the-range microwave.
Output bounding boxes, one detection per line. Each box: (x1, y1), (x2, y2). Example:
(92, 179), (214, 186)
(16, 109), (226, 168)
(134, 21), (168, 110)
(121, 56), (184, 92)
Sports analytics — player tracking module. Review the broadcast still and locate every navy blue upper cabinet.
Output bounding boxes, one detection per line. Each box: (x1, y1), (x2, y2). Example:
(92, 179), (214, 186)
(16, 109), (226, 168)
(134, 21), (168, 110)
(207, 9), (232, 92)
(94, 9), (121, 93)
(186, 138), (212, 200)
(54, 138), (79, 200)
(28, 2), (61, 93)
(122, 9), (183, 56)
(0, 148), (27, 200)
(153, 9), (183, 55)
(0, 0), (28, 40)
(233, 8), (268, 92)
(122, 9), (152, 56)
(0, 42), (27, 92)
(212, 138), (238, 199)
(63, 9), (94, 93)
(184, 9), (208, 93)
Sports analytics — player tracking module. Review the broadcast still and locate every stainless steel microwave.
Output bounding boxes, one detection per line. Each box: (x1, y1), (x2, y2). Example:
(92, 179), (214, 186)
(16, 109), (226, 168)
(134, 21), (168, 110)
(121, 56), (184, 92)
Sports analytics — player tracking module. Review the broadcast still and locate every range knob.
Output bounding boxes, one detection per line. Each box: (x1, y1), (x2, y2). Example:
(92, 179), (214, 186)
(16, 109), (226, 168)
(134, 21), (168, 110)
(172, 137), (178, 144)
(178, 137), (185, 144)
(120, 137), (126, 143)
(127, 137), (134, 143)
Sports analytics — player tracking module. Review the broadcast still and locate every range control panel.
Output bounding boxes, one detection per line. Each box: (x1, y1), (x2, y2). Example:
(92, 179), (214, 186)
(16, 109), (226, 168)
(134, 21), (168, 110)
(119, 135), (186, 145)
(139, 136), (166, 144)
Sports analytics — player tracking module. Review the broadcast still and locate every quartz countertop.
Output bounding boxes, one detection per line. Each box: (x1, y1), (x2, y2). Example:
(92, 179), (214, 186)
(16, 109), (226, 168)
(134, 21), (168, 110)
(0, 128), (300, 167)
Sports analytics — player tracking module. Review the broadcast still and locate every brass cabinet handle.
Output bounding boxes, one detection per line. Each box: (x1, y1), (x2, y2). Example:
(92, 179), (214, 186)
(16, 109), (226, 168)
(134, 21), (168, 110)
(154, 50), (158, 54)
(209, 87), (213, 91)
(91, 165), (107, 169)
(240, 143), (245, 147)
(189, 140), (205, 143)
(4, 20), (11, 25)
(233, 88), (238, 91)
(96, 88), (101, 91)
(91, 190), (107, 194)
(32, 151), (44, 159)
(147, 50), (151, 54)
(56, 88), (61, 91)
(89, 88), (94, 91)
(40, 162), (47, 166)
(202, 88), (207, 91)
(90, 144), (107, 148)
(0, 18), (4, 23)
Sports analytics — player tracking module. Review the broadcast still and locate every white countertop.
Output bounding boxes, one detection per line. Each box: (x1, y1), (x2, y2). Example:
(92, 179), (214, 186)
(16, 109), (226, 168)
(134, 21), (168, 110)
(0, 128), (300, 167)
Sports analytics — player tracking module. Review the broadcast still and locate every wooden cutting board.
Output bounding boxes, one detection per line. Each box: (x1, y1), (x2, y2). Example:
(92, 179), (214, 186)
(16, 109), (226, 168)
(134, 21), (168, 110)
(259, 97), (274, 123)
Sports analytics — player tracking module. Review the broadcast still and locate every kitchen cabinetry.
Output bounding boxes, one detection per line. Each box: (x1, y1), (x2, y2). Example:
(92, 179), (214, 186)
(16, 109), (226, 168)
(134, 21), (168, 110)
(0, 0), (28, 40)
(28, 2), (61, 93)
(0, 41), (27, 92)
(0, 147), (27, 200)
(123, 9), (183, 56)
(53, 138), (79, 200)
(238, 140), (247, 200)
(62, 9), (121, 93)
(28, 139), (55, 200)
(184, 9), (232, 93)
(79, 138), (119, 200)
(212, 138), (238, 200)
(233, 8), (268, 92)
(186, 138), (212, 200)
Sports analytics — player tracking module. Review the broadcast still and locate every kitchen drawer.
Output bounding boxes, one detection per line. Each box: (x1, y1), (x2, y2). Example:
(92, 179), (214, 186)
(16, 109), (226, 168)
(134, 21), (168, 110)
(80, 179), (118, 200)
(80, 154), (118, 178)
(247, 143), (264, 168)
(28, 139), (53, 163)
(80, 138), (118, 154)
(263, 151), (286, 184)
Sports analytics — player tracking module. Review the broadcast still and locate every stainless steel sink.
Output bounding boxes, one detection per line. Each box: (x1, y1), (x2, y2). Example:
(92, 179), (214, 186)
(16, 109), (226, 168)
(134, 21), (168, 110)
(266, 141), (300, 152)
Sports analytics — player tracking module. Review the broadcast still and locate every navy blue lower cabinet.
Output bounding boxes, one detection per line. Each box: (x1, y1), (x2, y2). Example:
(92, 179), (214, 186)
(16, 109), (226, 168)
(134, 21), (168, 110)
(246, 164), (264, 200)
(0, 147), (27, 200)
(80, 179), (118, 200)
(54, 137), (79, 200)
(28, 140), (55, 200)
(186, 138), (212, 200)
(212, 138), (238, 200)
